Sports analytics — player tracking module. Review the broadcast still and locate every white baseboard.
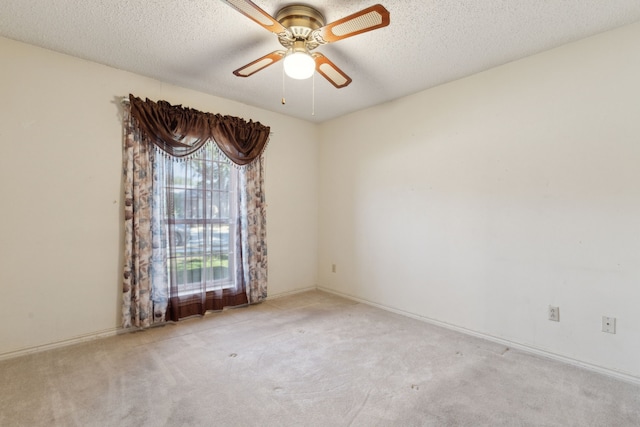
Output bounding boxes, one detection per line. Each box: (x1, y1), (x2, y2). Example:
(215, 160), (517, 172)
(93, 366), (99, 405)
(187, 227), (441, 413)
(0, 286), (317, 361)
(317, 286), (640, 386)
(0, 327), (121, 362)
(5, 286), (638, 386)
(0, 287), (317, 361)
(267, 285), (318, 300)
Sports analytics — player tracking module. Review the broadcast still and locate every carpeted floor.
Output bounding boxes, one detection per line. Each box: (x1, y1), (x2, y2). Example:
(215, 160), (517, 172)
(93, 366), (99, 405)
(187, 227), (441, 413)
(1, 290), (639, 426)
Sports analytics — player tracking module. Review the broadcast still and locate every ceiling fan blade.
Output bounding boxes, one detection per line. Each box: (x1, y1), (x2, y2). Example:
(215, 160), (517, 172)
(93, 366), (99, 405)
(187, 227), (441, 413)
(311, 4), (390, 44)
(233, 51), (285, 77)
(221, 0), (290, 36)
(313, 53), (352, 89)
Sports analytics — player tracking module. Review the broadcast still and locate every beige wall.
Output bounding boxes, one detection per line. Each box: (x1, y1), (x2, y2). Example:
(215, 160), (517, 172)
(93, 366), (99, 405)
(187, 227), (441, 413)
(0, 37), (319, 357)
(318, 22), (640, 379)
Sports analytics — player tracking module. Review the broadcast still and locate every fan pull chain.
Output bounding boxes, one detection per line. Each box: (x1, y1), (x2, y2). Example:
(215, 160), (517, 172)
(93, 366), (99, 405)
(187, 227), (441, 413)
(281, 65), (286, 105)
(312, 72), (315, 116)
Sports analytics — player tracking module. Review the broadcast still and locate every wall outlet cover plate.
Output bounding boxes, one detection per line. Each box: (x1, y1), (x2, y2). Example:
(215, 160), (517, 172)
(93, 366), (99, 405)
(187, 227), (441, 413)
(602, 316), (616, 334)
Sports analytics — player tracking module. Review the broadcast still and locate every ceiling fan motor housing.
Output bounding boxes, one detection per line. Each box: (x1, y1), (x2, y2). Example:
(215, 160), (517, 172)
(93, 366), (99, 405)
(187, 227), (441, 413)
(276, 5), (325, 49)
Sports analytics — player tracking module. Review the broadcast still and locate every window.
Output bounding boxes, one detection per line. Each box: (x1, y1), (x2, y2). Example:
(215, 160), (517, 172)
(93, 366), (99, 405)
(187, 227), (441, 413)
(160, 143), (237, 295)
(122, 95), (269, 327)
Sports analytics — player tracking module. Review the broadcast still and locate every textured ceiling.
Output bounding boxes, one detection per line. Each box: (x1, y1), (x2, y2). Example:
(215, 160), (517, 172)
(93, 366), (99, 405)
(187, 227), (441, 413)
(2, 1), (640, 123)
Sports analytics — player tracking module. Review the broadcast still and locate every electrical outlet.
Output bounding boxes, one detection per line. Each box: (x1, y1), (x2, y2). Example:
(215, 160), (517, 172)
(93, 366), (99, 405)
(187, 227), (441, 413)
(602, 316), (616, 334)
(331, 264), (336, 273)
(548, 306), (560, 322)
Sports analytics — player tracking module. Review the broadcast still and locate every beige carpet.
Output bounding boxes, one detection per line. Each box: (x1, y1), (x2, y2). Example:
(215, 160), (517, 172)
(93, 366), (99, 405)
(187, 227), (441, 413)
(1, 290), (639, 426)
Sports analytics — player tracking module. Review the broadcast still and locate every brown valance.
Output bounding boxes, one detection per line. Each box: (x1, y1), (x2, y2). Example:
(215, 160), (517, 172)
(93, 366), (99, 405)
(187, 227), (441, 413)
(129, 94), (270, 166)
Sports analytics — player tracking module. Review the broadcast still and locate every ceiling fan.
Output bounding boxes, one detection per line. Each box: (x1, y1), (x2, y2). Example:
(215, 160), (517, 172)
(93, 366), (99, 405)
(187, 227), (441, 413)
(221, 1), (390, 88)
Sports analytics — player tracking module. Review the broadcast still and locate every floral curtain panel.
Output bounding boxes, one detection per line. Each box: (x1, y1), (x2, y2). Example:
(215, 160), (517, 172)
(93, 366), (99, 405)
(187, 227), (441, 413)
(122, 96), (269, 329)
(240, 156), (268, 304)
(122, 106), (158, 327)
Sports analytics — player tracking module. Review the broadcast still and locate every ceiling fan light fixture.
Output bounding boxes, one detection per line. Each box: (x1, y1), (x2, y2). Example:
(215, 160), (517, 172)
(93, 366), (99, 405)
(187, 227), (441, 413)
(283, 41), (315, 80)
